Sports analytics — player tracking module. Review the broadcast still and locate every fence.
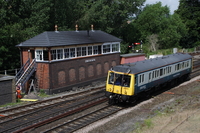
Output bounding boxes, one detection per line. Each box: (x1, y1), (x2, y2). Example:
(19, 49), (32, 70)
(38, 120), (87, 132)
(0, 68), (20, 76)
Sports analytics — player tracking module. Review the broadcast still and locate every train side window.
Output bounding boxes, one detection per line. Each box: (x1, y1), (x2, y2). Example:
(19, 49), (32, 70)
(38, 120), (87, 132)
(152, 71), (155, 79)
(142, 74), (144, 83)
(139, 75), (142, 83)
(163, 68), (166, 75)
(149, 73), (151, 80)
(167, 67), (169, 74)
(160, 69), (163, 76)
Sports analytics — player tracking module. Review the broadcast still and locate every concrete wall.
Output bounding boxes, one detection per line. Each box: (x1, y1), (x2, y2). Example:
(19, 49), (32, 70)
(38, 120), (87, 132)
(0, 76), (16, 105)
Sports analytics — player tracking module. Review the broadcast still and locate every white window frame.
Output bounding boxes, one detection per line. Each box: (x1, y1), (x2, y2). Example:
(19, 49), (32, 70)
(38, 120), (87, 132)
(103, 43), (111, 53)
(112, 43), (120, 52)
(35, 50), (43, 61)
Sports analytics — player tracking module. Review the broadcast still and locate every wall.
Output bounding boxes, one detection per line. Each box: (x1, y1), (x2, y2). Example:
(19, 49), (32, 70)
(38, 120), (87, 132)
(120, 53), (146, 64)
(0, 76), (16, 105)
(48, 53), (120, 94)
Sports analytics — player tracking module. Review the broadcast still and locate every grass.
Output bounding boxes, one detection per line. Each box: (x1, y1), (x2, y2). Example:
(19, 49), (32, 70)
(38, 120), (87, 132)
(38, 89), (49, 97)
(0, 100), (23, 108)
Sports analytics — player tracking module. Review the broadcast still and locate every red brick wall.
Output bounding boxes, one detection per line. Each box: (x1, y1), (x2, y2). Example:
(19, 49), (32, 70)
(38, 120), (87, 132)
(36, 63), (50, 89)
(48, 53), (120, 91)
(21, 49), (30, 64)
(21, 49), (120, 92)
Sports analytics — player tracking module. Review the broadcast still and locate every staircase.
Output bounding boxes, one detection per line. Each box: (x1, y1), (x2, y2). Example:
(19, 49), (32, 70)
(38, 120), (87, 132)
(15, 59), (37, 87)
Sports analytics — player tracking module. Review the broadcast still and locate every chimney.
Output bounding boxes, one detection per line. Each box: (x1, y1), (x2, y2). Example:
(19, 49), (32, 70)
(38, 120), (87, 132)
(75, 24), (78, 32)
(55, 25), (58, 31)
(87, 29), (90, 37)
(91, 24), (94, 32)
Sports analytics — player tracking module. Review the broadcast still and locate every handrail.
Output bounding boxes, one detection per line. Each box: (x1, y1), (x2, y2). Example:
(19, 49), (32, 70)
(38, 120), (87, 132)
(15, 59), (36, 85)
(16, 59), (30, 80)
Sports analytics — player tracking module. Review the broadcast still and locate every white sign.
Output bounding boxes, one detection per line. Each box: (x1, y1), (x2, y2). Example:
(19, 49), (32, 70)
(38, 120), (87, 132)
(85, 59), (96, 63)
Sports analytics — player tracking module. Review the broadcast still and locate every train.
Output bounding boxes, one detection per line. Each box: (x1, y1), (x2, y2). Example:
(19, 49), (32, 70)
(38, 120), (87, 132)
(105, 53), (193, 104)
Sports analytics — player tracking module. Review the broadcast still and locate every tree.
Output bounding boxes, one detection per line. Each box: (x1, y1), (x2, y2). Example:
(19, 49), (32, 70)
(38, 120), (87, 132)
(76, 0), (145, 35)
(147, 34), (159, 52)
(176, 0), (200, 48)
(135, 2), (187, 50)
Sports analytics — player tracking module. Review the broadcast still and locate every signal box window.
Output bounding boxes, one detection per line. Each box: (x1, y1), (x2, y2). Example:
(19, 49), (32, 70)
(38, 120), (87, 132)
(36, 50), (43, 61)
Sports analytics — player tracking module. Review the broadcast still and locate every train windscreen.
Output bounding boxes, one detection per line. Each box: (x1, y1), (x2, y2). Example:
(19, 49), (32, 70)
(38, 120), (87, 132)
(108, 72), (131, 87)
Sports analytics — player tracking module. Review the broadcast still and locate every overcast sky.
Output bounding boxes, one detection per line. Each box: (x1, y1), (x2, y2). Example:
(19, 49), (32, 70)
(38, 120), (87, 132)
(145, 0), (180, 14)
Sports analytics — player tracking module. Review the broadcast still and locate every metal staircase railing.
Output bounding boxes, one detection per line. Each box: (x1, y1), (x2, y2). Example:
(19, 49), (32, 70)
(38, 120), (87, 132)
(15, 59), (37, 86)
(15, 59), (30, 80)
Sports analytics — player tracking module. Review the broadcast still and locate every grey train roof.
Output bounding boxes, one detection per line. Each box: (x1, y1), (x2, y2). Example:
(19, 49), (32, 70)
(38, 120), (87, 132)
(16, 30), (122, 47)
(112, 53), (192, 74)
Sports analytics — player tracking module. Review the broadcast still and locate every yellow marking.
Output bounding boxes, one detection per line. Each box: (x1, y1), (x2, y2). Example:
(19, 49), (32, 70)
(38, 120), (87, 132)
(20, 99), (38, 102)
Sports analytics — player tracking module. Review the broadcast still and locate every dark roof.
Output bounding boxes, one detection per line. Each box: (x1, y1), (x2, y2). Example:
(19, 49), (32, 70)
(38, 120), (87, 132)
(120, 53), (145, 58)
(16, 30), (122, 47)
(112, 53), (192, 74)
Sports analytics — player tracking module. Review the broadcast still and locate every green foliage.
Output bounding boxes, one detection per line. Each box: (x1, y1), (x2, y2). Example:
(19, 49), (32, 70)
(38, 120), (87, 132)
(38, 89), (48, 97)
(0, 0), (199, 70)
(176, 0), (200, 48)
(134, 2), (187, 51)
(120, 42), (129, 54)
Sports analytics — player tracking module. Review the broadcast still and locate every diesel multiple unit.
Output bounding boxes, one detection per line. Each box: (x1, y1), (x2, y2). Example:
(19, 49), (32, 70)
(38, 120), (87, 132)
(105, 53), (193, 104)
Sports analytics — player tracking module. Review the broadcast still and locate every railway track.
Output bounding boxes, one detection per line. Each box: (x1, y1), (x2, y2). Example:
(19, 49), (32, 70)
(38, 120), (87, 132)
(0, 87), (106, 133)
(0, 86), (104, 122)
(0, 54), (200, 133)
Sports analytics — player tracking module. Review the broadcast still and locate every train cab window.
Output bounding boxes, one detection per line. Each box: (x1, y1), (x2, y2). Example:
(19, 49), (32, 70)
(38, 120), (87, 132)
(108, 72), (114, 84)
(108, 72), (131, 87)
(122, 75), (131, 87)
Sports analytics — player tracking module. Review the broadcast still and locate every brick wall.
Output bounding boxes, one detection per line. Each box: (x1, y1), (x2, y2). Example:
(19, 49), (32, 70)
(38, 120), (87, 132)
(48, 53), (120, 93)
(36, 63), (50, 89)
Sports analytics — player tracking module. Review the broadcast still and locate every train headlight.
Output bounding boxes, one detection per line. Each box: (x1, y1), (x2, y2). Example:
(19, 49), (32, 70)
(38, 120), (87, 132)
(124, 91), (127, 95)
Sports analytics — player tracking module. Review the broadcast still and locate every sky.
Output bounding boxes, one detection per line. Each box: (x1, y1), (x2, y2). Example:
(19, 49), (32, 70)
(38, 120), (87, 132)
(144, 0), (180, 14)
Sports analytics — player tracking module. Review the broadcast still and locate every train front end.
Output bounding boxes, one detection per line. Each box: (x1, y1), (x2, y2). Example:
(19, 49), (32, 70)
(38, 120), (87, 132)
(105, 70), (134, 104)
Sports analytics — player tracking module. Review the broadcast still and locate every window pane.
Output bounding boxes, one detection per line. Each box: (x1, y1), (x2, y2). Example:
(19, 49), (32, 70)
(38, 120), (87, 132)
(70, 48), (75, 57)
(88, 46), (92, 55)
(103, 44), (110, 53)
(112, 43), (119, 52)
(36, 50), (43, 61)
(77, 47), (81, 57)
(64, 48), (70, 58)
(57, 49), (63, 59)
(93, 46), (98, 55)
(82, 47), (87, 56)
(51, 50), (56, 60)
(43, 50), (48, 61)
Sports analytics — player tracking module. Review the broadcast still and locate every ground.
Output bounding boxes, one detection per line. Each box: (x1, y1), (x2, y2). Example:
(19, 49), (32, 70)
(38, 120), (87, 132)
(76, 75), (200, 133)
